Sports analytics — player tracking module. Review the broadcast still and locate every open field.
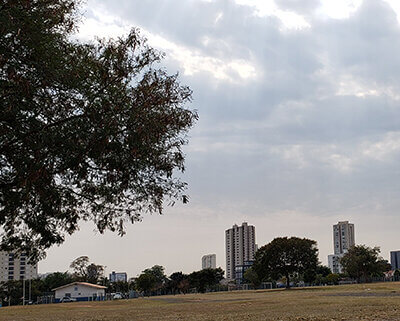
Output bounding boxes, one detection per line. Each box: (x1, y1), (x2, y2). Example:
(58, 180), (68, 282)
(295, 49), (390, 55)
(1, 282), (400, 321)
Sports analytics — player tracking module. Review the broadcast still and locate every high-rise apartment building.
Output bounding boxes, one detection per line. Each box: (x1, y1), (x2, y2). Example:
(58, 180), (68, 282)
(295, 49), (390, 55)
(225, 222), (256, 280)
(0, 252), (38, 282)
(390, 251), (400, 270)
(328, 221), (355, 274)
(333, 221), (355, 255)
(202, 254), (216, 269)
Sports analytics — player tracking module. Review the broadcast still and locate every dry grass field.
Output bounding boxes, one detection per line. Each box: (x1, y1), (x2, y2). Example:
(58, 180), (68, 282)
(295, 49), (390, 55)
(1, 282), (400, 321)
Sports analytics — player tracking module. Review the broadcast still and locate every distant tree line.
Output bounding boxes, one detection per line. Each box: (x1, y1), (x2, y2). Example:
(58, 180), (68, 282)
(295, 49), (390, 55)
(0, 240), (394, 305)
(250, 237), (392, 289)
(135, 265), (224, 296)
(0, 256), (224, 305)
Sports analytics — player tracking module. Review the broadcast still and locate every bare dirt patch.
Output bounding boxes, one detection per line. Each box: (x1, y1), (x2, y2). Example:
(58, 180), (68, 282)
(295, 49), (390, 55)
(1, 282), (400, 321)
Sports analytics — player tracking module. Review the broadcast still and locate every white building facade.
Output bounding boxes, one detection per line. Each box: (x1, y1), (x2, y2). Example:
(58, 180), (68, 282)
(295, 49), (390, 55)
(328, 254), (343, 274)
(52, 282), (106, 302)
(225, 222), (256, 280)
(328, 221), (355, 274)
(0, 252), (38, 282)
(202, 254), (216, 269)
(333, 221), (355, 255)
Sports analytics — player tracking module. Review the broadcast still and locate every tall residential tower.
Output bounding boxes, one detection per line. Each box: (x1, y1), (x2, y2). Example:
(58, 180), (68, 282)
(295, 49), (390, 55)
(225, 222), (256, 280)
(328, 221), (355, 273)
(333, 221), (355, 255)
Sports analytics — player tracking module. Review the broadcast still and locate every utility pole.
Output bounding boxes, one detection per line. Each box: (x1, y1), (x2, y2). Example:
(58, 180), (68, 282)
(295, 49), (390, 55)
(22, 278), (25, 306)
(29, 279), (32, 303)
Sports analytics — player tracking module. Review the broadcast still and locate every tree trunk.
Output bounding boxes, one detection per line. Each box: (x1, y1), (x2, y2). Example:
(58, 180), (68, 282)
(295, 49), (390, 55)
(286, 274), (290, 289)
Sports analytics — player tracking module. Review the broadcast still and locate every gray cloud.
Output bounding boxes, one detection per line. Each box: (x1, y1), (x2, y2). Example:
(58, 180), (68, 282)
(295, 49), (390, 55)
(94, 0), (400, 219)
(40, 0), (400, 275)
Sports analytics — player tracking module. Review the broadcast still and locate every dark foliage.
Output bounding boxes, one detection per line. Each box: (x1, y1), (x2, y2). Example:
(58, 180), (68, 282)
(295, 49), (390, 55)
(0, 0), (197, 261)
(70, 256), (105, 283)
(188, 268), (224, 293)
(167, 271), (189, 294)
(135, 265), (167, 295)
(40, 271), (73, 292)
(243, 267), (261, 287)
(253, 237), (319, 288)
(340, 245), (391, 282)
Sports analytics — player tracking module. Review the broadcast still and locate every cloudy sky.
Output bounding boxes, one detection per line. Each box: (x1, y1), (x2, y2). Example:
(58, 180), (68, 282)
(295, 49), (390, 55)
(40, 0), (400, 277)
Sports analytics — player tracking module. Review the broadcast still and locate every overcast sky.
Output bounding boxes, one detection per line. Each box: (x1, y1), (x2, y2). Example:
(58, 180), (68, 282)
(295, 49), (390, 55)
(40, 0), (400, 278)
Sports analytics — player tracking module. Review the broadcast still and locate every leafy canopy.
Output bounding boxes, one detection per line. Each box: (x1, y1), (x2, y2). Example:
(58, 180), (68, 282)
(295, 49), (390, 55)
(0, 0), (197, 261)
(340, 245), (391, 282)
(188, 268), (224, 293)
(253, 237), (319, 288)
(69, 255), (105, 284)
(135, 265), (167, 294)
(243, 267), (261, 287)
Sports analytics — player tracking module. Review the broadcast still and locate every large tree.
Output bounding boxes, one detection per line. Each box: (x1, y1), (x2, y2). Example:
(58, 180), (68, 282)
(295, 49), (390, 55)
(70, 256), (105, 283)
(188, 268), (224, 293)
(136, 265), (167, 295)
(167, 272), (189, 294)
(0, 0), (197, 261)
(340, 245), (391, 282)
(253, 237), (319, 289)
(40, 272), (73, 292)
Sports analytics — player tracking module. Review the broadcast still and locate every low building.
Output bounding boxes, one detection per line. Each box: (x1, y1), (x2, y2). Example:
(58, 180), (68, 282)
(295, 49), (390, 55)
(109, 271), (128, 283)
(328, 254), (343, 274)
(52, 282), (106, 302)
(327, 221), (355, 274)
(202, 254), (216, 269)
(0, 252), (38, 282)
(390, 251), (400, 270)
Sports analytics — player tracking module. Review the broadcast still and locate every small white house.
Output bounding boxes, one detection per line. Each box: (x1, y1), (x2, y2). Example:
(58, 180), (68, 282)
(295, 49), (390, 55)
(52, 282), (106, 302)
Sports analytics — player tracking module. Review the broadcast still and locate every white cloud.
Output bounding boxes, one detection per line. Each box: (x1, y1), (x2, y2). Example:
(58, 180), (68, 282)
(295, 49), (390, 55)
(146, 32), (258, 82)
(235, 0), (311, 30)
(335, 74), (382, 98)
(317, 0), (363, 19)
(77, 6), (258, 83)
(362, 132), (400, 161)
(384, 0), (400, 23)
(269, 143), (357, 172)
(325, 153), (354, 172)
(75, 6), (130, 41)
(270, 144), (308, 169)
(269, 132), (400, 174)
